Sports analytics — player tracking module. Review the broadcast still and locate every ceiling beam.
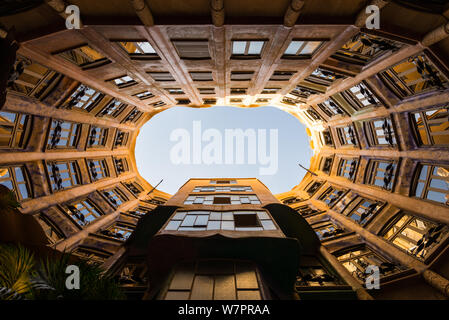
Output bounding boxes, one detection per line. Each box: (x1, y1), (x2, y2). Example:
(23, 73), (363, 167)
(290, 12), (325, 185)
(130, 0), (154, 26)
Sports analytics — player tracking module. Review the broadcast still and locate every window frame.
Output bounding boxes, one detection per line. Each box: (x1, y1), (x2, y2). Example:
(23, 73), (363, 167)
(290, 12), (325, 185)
(46, 160), (82, 192)
(54, 44), (111, 70)
(282, 39), (326, 59)
(231, 39), (267, 59)
(0, 111), (31, 150)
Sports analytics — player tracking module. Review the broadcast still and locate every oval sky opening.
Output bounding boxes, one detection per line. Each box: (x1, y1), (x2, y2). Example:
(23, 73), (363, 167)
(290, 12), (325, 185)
(135, 106), (312, 195)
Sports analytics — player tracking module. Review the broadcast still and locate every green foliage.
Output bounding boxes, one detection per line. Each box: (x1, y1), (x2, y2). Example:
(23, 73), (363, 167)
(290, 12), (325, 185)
(0, 244), (125, 300)
(0, 186), (21, 210)
(0, 243), (35, 299)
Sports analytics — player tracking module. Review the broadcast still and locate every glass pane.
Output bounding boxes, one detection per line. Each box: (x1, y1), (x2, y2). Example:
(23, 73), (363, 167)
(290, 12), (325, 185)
(232, 41), (246, 55)
(248, 41), (264, 55)
(285, 41), (303, 55)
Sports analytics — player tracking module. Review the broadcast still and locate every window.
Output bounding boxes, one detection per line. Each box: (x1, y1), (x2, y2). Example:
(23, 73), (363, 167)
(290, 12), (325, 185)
(365, 160), (397, 190)
(88, 126), (108, 147)
(255, 98), (270, 103)
(230, 72), (253, 81)
(62, 84), (104, 111)
(66, 199), (102, 226)
(295, 205), (323, 218)
(203, 99), (216, 105)
(133, 90), (154, 100)
(283, 40), (324, 58)
(269, 71), (295, 81)
(337, 157), (358, 181)
(342, 82), (380, 110)
(0, 165), (31, 201)
(321, 129), (334, 147)
(413, 164), (449, 206)
(319, 187), (345, 207)
(230, 98), (242, 103)
(151, 101), (167, 108)
(165, 210), (275, 231)
(336, 125), (358, 146)
(56, 45), (110, 69)
(261, 88), (280, 94)
(46, 161), (81, 192)
(281, 96), (299, 106)
(176, 99), (191, 105)
(411, 106), (449, 147)
(305, 67), (346, 88)
(114, 157), (129, 175)
(167, 88), (184, 95)
(213, 197), (231, 204)
(193, 186), (252, 192)
(337, 247), (404, 283)
(0, 111), (31, 149)
(102, 188), (127, 208)
(47, 120), (80, 149)
(110, 75), (137, 88)
(313, 220), (345, 241)
(331, 32), (403, 66)
(379, 53), (448, 99)
(148, 72), (175, 82)
(190, 72), (213, 82)
(145, 197), (166, 205)
(173, 40), (210, 59)
(128, 206), (152, 217)
(72, 246), (111, 264)
(321, 156), (333, 174)
(36, 215), (63, 244)
(184, 194), (261, 205)
(123, 108), (143, 123)
(296, 260), (340, 288)
(114, 130), (129, 147)
(383, 213), (448, 260)
(333, 191), (359, 214)
(198, 88), (215, 94)
(98, 99), (126, 118)
(99, 223), (134, 240)
(306, 181), (323, 196)
(231, 88), (247, 95)
(116, 41), (157, 58)
(8, 58), (62, 100)
(346, 198), (383, 226)
(318, 98), (346, 117)
(282, 196), (303, 205)
(87, 159), (109, 181)
(210, 180), (237, 184)
(123, 181), (143, 197)
(231, 40), (265, 58)
(365, 118), (396, 146)
(163, 260), (263, 300)
(290, 85), (321, 100)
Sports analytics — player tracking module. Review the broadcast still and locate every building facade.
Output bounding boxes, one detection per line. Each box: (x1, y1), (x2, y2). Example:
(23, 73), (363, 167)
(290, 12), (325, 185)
(0, 0), (449, 299)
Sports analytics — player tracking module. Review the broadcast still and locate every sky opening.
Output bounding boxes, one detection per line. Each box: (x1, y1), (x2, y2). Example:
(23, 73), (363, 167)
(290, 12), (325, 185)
(135, 106), (313, 195)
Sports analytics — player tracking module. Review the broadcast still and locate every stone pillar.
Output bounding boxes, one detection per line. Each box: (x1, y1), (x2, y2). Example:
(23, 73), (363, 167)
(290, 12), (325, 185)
(354, 0), (390, 28)
(422, 269), (449, 298)
(422, 22), (449, 47)
(130, 0), (155, 26)
(284, 0), (305, 28)
(45, 0), (84, 27)
(210, 0), (225, 27)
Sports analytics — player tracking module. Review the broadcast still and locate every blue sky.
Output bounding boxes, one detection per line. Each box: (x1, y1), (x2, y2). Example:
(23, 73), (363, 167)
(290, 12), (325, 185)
(135, 106), (312, 195)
